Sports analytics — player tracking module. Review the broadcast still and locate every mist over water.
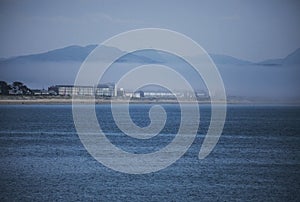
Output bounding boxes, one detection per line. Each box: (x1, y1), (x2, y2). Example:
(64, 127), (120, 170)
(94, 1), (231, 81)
(0, 48), (299, 100)
(0, 1), (299, 201)
(218, 63), (300, 98)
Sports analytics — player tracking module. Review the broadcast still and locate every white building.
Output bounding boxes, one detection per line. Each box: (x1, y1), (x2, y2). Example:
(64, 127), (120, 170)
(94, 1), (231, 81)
(49, 83), (117, 97)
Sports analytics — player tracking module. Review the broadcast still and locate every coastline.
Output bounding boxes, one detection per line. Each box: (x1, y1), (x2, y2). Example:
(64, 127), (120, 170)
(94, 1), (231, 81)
(0, 96), (209, 105)
(0, 96), (299, 106)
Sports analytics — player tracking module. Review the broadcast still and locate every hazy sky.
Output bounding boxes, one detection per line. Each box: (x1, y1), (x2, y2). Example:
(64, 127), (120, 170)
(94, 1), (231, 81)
(0, 0), (299, 62)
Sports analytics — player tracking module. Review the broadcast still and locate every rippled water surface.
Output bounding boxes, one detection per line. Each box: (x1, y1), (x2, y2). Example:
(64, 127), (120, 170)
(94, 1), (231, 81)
(0, 104), (299, 201)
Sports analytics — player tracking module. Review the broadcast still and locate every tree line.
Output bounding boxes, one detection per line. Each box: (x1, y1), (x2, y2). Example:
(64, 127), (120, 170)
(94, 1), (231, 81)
(0, 81), (32, 95)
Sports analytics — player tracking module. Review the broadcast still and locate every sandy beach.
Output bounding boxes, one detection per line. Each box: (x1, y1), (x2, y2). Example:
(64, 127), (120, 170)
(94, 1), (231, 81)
(0, 96), (206, 105)
(1, 95), (299, 105)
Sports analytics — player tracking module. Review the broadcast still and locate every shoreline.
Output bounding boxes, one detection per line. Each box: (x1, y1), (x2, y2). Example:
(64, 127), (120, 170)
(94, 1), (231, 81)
(0, 98), (211, 105)
(0, 96), (299, 106)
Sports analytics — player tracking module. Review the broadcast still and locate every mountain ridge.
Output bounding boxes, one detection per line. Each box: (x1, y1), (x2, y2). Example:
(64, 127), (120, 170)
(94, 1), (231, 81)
(0, 45), (299, 98)
(1, 45), (299, 66)
(258, 48), (300, 66)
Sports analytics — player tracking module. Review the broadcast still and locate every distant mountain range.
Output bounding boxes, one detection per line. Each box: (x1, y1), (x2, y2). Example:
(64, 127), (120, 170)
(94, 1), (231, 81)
(0, 45), (299, 98)
(258, 48), (300, 66)
(0, 45), (97, 63)
(2, 44), (298, 65)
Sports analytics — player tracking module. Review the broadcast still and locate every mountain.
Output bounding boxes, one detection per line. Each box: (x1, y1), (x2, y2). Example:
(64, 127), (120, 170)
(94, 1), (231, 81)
(284, 48), (300, 65)
(2, 45), (299, 66)
(117, 50), (163, 64)
(0, 45), (299, 98)
(3, 45), (97, 63)
(258, 48), (300, 66)
(0, 44), (253, 65)
(210, 54), (252, 65)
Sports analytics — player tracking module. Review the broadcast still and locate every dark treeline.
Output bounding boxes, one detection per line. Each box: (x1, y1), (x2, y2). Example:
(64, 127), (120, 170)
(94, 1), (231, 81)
(0, 81), (32, 95)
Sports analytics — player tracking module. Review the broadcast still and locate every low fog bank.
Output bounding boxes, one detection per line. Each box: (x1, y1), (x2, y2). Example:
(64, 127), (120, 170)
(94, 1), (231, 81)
(0, 60), (299, 101)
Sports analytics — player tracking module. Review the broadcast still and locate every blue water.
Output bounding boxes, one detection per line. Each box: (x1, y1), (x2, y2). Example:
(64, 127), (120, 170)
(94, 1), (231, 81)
(0, 104), (299, 201)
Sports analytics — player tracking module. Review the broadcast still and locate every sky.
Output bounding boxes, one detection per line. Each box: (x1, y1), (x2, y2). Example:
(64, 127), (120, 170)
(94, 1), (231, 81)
(0, 0), (300, 62)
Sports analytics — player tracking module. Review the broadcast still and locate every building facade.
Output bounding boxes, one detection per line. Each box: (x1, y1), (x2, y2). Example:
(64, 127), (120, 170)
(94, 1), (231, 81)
(48, 83), (116, 97)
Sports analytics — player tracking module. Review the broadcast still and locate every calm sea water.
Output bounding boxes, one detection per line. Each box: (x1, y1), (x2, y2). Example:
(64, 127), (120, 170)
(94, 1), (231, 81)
(0, 104), (299, 201)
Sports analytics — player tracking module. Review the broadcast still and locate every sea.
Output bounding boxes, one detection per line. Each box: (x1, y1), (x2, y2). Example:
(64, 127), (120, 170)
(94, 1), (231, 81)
(0, 104), (299, 201)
